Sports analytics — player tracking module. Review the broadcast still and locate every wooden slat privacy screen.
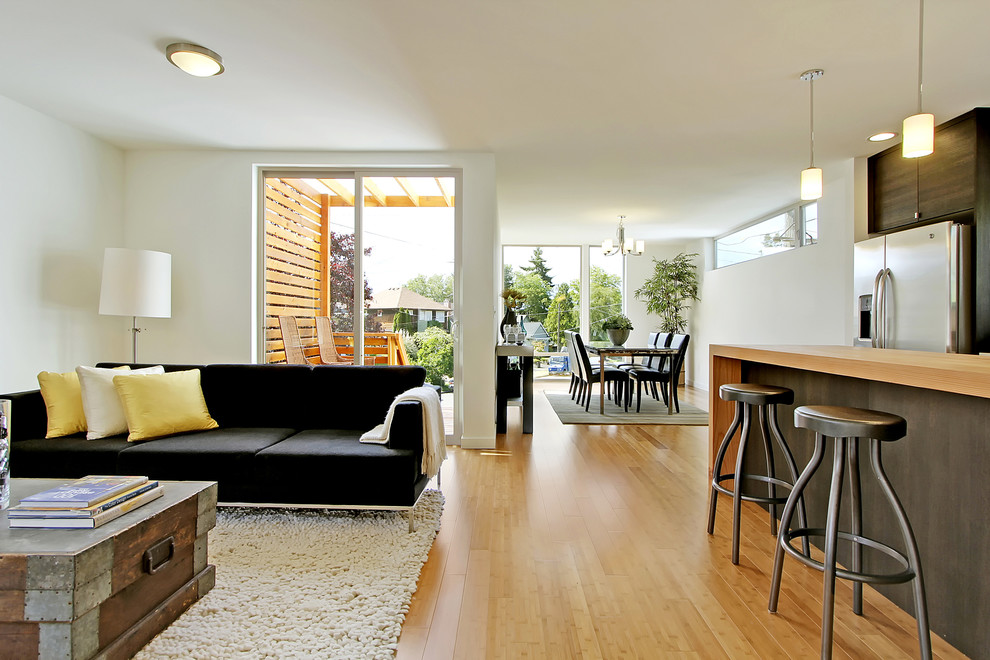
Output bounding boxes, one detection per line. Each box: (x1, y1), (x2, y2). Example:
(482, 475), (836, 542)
(264, 178), (327, 363)
(264, 175), (451, 364)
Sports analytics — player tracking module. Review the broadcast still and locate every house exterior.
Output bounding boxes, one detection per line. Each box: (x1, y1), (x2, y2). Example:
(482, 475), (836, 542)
(368, 287), (451, 333)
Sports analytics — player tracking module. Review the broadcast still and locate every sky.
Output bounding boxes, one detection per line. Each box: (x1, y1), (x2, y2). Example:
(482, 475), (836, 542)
(328, 206), (455, 294)
(503, 245), (624, 289)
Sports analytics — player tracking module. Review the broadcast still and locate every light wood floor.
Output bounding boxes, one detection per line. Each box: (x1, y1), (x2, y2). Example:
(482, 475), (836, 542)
(397, 381), (968, 659)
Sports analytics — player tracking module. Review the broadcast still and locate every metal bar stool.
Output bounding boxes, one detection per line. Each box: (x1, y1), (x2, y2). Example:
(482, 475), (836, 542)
(707, 383), (808, 565)
(768, 405), (931, 660)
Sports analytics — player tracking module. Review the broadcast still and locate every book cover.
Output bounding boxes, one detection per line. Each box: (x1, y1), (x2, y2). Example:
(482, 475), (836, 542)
(18, 475), (149, 508)
(9, 486), (164, 529)
(8, 481), (160, 517)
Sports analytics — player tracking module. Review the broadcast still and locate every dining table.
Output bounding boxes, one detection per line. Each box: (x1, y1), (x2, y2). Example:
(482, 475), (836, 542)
(586, 345), (680, 415)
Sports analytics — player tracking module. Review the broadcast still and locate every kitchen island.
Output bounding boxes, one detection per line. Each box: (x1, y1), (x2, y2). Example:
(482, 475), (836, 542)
(709, 344), (990, 658)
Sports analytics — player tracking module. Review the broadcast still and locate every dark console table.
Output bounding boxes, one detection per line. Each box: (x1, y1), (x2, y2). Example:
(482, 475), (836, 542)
(496, 344), (533, 434)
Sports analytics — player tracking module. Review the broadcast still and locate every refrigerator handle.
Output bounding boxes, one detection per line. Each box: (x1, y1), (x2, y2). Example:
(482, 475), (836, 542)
(871, 270), (883, 348)
(876, 268), (891, 348)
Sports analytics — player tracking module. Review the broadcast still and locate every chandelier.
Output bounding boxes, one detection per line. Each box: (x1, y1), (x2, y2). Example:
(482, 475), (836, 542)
(601, 216), (644, 257)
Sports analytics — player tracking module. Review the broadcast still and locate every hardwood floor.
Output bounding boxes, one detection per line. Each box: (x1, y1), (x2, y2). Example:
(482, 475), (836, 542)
(397, 380), (968, 659)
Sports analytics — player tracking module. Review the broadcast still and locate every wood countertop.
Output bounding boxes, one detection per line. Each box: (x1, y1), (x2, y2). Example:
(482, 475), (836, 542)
(710, 344), (990, 399)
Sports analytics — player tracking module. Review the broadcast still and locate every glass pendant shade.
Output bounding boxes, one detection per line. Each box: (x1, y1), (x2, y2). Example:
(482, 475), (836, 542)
(902, 113), (934, 158)
(800, 167), (823, 201)
(602, 239), (614, 254)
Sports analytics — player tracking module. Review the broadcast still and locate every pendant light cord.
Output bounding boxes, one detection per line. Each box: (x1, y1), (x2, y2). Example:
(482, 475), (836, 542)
(917, 0), (925, 114)
(809, 74), (815, 168)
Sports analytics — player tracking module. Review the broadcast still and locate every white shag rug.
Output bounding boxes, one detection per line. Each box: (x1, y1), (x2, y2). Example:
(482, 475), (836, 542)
(135, 489), (444, 660)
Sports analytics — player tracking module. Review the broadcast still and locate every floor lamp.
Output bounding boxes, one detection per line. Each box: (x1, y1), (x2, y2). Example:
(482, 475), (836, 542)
(99, 248), (172, 363)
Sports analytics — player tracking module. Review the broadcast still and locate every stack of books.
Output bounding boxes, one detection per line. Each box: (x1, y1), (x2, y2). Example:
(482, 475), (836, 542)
(7, 475), (163, 529)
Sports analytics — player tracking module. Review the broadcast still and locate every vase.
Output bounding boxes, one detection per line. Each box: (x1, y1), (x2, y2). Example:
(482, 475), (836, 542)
(0, 399), (9, 510)
(500, 309), (517, 341)
(607, 328), (630, 346)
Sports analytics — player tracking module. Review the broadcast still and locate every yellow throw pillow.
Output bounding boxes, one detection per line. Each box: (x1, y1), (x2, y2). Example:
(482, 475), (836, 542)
(113, 369), (219, 442)
(37, 370), (87, 438)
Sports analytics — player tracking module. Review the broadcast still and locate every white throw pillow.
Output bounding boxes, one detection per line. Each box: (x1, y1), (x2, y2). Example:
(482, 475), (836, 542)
(76, 365), (165, 439)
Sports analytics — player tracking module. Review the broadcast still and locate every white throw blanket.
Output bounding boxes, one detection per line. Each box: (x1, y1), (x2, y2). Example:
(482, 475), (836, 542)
(360, 386), (447, 478)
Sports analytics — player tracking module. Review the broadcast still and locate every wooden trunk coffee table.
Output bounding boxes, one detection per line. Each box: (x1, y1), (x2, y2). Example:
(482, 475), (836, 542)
(0, 479), (217, 660)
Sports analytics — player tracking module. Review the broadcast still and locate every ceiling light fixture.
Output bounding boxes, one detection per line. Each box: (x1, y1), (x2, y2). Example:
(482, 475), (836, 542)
(869, 132), (898, 142)
(902, 0), (933, 158)
(166, 43), (224, 77)
(800, 69), (824, 201)
(602, 215), (644, 257)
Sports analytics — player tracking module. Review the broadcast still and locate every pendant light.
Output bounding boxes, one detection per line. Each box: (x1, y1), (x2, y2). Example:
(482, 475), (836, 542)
(903, 0), (933, 158)
(601, 216), (644, 257)
(800, 69), (824, 201)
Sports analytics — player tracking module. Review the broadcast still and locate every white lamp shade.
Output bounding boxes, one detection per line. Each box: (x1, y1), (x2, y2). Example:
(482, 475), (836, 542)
(99, 248), (172, 318)
(800, 167), (823, 201)
(634, 239), (645, 255)
(602, 238), (614, 253)
(902, 113), (934, 158)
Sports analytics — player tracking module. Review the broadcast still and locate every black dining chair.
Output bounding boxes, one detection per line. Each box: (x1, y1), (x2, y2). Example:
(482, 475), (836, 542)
(627, 334), (689, 413)
(617, 331), (661, 370)
(572, 332), (627, 411)
(564, 330), (581, 400)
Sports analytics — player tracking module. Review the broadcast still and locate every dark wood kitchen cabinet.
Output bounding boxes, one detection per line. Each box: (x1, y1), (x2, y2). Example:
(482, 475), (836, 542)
(869, 108), (990, 352)
(868, 109), (986, 233)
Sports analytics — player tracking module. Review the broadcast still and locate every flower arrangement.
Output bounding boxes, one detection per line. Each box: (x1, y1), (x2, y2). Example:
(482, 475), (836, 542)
(600, 313), (634, 330)
(501, 288), (527, 310)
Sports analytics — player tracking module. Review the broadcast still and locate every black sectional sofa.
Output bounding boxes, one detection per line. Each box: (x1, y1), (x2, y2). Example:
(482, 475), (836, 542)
(5, 363), (432, 518)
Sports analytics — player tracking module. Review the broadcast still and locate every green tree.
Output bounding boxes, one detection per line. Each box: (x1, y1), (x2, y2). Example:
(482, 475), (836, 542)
(503, 263), (515, 291)
(520, 247), (553, 290)
(392, 307), (416, 334)
(329, 232), (380, 331)
(544, 282), (579, 351)
(404, 273), (453, 304)
(589, 266), (622, 342)
(513, 272), (552, 323)
(411, 326), (453, 387)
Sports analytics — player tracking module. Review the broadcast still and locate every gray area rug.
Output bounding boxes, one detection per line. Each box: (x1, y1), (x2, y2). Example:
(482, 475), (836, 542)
(135, 489), (444, 660)
(545, 391), (709, 425)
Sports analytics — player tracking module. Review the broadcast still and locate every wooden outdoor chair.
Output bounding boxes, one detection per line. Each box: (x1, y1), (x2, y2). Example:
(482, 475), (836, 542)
(278, 316), (313, 365)
(316, 316), (375, 365)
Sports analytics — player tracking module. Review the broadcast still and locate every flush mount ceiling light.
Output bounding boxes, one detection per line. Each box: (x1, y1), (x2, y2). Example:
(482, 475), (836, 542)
(903, 0), (933, 158)
(166, 43), (224, 77)
(800, 69), (824, 201)
(602, 215), (644, 257)
(869, 132), (898, 142)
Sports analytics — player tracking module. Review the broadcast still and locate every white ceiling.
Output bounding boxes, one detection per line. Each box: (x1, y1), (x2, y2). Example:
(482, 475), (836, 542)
(3, 0), (989, 244)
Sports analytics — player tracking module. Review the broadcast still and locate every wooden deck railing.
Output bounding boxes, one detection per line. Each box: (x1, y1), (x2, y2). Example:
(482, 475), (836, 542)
(266, 328), (410, 365)
(331, 332), (411, 365)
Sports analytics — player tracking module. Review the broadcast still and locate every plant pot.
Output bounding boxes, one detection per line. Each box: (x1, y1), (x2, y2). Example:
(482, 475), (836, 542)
(606, 328), (630, 346)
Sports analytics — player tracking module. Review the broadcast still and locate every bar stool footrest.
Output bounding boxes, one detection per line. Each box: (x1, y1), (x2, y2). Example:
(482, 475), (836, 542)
(712, 473), (795, 506)
(781, 527), (917, 585)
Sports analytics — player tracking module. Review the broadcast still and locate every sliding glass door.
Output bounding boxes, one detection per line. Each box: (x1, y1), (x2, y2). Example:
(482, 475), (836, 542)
(261, 168), (458, 440)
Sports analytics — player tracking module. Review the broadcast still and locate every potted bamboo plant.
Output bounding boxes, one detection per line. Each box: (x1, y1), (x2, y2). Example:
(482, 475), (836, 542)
(634, 252), (700, 334)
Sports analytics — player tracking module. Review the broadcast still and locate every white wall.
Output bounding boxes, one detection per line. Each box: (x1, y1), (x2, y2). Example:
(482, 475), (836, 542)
(123, 150), (498, 448)
(0, 95), (125, 392)
(688, 161), (857, 391)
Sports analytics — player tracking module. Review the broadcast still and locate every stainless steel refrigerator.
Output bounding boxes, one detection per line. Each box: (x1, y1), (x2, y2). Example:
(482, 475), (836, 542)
(853, 221), (972, 352)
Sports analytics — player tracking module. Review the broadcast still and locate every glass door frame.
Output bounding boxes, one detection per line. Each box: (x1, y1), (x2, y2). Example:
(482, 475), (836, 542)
(256, 166), (463, 443)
